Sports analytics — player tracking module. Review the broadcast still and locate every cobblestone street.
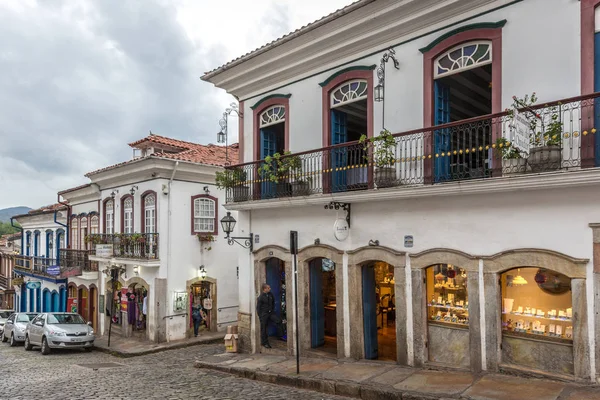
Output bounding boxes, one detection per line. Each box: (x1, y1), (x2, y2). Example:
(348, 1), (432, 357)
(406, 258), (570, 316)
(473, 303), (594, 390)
(0, 343), (347, 400)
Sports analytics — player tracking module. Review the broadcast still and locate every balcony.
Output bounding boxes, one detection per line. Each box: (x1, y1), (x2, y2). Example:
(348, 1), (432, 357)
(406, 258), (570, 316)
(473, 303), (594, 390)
(86, 233), (159, 264)
(223, 93), (600, 204)
(58, 249), (96, 279)
(14, 255), (65, 280)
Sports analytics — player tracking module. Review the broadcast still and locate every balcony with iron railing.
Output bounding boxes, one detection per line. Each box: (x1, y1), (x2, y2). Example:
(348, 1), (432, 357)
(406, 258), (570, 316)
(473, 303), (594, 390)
(85, 233), (159, 260)
(14, 255), (63, 279)
(221, 93), (600, 203)
(58, 248), (96, 278)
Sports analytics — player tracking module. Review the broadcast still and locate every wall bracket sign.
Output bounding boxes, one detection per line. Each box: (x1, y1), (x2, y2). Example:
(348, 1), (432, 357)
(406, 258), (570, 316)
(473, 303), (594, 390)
(324, 202), (351, 227)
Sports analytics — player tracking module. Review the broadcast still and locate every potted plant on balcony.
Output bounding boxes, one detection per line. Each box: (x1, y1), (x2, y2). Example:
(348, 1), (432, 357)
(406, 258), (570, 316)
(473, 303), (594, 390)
(494, 137), (527, 176)
(216, 167), (249, 202)
(359, 129), (397, 188)
(260, 151), (293, 197)
(286, 154), (312, 196)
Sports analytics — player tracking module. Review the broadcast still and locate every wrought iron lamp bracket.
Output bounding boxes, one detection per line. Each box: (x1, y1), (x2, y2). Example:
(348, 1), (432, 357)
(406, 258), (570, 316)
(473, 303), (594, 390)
(376, 48), (400, 86)
(226, 233), (254, 252)
(324, 202), (351, 227)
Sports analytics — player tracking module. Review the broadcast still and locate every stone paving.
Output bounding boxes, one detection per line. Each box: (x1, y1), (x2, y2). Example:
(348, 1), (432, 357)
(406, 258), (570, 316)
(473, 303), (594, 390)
(195, 351), (600, 400)
(0, 342), (349, 399)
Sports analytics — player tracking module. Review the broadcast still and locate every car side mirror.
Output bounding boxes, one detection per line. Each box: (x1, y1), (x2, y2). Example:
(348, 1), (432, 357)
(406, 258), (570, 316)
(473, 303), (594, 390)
(6, 320), (12, 325)
(87, 321), (92, 326)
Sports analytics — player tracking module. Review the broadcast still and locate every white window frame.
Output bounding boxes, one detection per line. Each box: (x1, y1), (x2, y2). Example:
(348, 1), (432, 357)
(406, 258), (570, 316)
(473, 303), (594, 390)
(123, 197), (133, 234)
(330, 79), (368, 108)
(259, 105), (286, 128)
(434, 40), (492, 79)
(105, 200), (114, 235)
(144, 194), (156, 234)
(193, 197), (215, 233)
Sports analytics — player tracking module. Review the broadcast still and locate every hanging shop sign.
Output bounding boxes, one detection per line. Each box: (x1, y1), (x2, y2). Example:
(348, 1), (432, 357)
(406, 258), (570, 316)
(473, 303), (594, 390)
(46, 265), (61, 276)
(509, 108), (531, 155)
(95, 244), (113, 258)
(12, 277), (24, 286)
(333, 218), (350, 242)
(25, 281), (41, 290)
(404, 235), (414, 248)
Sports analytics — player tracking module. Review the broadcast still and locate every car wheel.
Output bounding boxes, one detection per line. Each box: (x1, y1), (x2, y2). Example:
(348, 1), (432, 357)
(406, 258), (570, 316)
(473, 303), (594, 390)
(1, 332), (7, 343)
(41, 337), (51, 355)
(84, 347), (92, 352)
(24, 335), (32, 351)
(10, 333), (16, 347)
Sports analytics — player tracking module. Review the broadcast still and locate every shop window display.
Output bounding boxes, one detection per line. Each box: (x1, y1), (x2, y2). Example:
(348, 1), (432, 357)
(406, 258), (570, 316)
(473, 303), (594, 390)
(501, 267), (572, 341)
(426, 264), (469, 327)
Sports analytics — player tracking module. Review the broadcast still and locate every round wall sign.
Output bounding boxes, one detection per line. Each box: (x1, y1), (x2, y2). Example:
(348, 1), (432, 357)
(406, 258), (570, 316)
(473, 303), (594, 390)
(333, 218), (350, 242)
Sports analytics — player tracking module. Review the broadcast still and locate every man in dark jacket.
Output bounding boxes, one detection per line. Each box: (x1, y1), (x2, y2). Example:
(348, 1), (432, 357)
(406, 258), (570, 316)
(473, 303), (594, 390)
(256, 283), (284, 348)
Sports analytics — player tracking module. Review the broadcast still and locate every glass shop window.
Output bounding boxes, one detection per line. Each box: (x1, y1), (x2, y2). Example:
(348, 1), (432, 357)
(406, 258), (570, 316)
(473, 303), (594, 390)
(426, 264), (469, 327)
(501, 267), (572, 341)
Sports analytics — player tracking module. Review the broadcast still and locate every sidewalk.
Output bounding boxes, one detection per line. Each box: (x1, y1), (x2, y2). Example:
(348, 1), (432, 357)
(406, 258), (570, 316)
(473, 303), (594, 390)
(94, 331), (224, 357)
(194, 352), (600, 400)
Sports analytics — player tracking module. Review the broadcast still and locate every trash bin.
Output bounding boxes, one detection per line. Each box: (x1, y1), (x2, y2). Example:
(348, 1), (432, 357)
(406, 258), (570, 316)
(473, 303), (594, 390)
(224, 325), (239, 353)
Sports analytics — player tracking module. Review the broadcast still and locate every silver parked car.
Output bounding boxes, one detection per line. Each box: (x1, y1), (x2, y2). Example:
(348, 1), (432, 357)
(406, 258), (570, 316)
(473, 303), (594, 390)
(1, 313), (38, 346)
(0, 310), (14, 336)
(24, 312), (95, 355)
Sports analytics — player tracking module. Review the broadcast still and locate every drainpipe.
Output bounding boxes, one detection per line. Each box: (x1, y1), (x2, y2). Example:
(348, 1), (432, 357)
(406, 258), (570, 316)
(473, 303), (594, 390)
(10, 217), (23, 256)
(57, 194), (71, 248)
(166, 161), (179, 340)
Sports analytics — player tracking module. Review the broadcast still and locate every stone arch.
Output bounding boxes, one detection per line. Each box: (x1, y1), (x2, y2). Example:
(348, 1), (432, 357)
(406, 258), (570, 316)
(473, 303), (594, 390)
(409, 248), (479, 272)
(186, 276), (218, 334)
(252, 245), (293, 355)
(482, 248), (588, 278)
(347, 245), (405, 267)
(297, 244), (344, 265)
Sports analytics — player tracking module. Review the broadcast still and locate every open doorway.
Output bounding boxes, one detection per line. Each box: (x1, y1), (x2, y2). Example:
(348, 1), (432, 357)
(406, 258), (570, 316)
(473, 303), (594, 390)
(309, 257), (337, 354)
(363, 262), (396, 361)
(265, 258), (287, 343)
(330, 80), (369, 191)
(434, 42), (493, 182)
(190, 280), (213, 333)
(127, 283), (148, 339)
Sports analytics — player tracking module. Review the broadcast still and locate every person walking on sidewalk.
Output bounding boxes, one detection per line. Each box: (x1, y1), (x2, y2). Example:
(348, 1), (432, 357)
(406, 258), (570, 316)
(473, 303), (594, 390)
(256, 283), (285, 348)
(192, 305), (203, 337)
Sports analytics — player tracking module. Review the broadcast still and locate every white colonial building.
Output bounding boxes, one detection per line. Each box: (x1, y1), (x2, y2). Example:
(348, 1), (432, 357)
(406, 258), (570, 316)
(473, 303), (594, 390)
(203, 0), (600, 382)
(58, 133), (240, 343)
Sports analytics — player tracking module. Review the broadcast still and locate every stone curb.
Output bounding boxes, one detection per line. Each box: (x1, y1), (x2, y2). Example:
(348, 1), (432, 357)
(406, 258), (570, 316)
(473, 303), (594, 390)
(94, 336), (223, 358)
(194, 361), (461, 400)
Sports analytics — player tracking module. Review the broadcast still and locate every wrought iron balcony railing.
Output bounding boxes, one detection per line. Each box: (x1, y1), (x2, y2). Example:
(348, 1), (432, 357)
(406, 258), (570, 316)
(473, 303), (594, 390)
(59, 249), (96, 276)
(15, 255), (62, 278)
(85, 233), (159, 260)
(222, 92), (600, 203)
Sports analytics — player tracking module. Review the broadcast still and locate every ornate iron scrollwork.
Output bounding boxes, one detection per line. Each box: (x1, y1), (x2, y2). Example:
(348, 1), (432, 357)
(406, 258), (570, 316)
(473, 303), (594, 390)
(324, 202), (351, 227)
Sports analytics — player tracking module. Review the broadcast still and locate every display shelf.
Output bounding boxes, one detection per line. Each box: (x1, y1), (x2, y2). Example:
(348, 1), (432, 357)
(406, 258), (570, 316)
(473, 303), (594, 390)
(429, 320), (469, 330)
(502, 330), (573, 345)
(502, 312), (571, 323)
(428, 304), (469, 312)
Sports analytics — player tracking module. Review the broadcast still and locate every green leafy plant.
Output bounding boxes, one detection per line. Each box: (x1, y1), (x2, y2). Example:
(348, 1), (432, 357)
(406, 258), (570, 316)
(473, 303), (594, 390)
(495, 137), (522, 160)
(215, 168), (247, 189)
(508, 92), (562, 147)
(359, 129), (396, 168)
(260, 151), (308, 184)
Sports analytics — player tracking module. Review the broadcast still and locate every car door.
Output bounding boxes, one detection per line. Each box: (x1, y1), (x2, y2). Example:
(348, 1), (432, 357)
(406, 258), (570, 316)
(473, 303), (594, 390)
(5, 314), (15, 337)
(30, 314), (44, 345)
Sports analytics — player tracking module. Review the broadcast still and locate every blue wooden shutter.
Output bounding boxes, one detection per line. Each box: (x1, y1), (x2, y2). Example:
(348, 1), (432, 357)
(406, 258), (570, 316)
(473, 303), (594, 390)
(434, 80), (451, 182)
(260, 129), (277, 198)
(310, 260), (325, 347)
(362, 265), (378, 359)
(331, 109), (348, 192)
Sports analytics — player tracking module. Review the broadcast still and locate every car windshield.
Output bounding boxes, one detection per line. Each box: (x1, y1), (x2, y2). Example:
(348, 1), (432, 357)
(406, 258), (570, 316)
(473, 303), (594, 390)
(47, 314), (86, 325)
(17, 314), (36, 323)
(0, 311), (11, 318)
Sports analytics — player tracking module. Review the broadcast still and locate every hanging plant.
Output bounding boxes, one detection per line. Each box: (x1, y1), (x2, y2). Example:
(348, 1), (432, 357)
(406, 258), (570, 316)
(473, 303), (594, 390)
(197, 233), (215, 243)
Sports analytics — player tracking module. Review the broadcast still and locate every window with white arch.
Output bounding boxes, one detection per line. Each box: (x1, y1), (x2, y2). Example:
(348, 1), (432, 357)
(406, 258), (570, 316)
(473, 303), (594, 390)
(193, 196), (216, 234)
(259, 105), (286, 128)
(71, 218), (79, 250)
(330, 79), (368, 108)
(90, 215), (99, 235)
(123, 197), (133, 234)
(434, 41), (492, 79)
(80, 216), (88, 250)
(144, 194), (156, 234)
(105, 200), (114, 235)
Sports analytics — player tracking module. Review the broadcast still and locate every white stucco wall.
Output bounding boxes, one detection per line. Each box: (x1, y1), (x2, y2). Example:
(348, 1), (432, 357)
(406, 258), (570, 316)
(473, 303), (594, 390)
(241, 0), (581, 163)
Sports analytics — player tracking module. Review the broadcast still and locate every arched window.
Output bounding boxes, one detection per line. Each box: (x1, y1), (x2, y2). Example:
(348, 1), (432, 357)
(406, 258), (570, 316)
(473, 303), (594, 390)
(105, 199), (114, 235)
(191, 195), (217, 235)
(122, 197), (133, 234)
(259, 105), (286, 128)
(71, 218), (79, 250)
(434, 41), (492, 79)
(144, 194), (156, 234)
(25, 231), (32, 256)
(80, 216), (88, 250)
(90, 215), (99, 235)
(330, 79), (368, 108)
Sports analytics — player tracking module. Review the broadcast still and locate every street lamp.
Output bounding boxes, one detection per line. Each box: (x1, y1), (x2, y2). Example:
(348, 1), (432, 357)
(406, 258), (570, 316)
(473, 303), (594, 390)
(217, 103), (243, 164)
(220, 212), (253, 251)
(374, 48), (400, 128)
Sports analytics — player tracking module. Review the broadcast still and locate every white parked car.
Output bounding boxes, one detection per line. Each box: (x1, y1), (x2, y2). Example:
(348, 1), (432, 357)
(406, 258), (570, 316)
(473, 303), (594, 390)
(1, 312), (37, 346)
(24, 312), (95, 355)
(0, 310), (14, 336)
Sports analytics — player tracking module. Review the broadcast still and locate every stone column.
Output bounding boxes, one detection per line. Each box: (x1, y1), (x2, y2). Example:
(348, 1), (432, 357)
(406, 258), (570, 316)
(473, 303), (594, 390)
(394, 264), (408, 365)
(347, 263), (363, 359)
(155, 277), (167, 343)
(590, 223), (600, 380)
(411, 268), (426, 367)
(483, 271), (500, 372)
(572, 278), (590, 379)
(467, 270), (482, 373)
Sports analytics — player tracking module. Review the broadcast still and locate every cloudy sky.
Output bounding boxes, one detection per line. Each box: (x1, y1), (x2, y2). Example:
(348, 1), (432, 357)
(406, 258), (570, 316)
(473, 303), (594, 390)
(0, 0), (353, 209)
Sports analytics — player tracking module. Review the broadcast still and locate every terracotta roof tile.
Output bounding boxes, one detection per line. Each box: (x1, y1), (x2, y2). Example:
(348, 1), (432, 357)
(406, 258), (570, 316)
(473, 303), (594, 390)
(28, 203), (68, 214)
(202, 0), (373, 79)
(86, 134), (238, 176)
(58, 183), (92, 195)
